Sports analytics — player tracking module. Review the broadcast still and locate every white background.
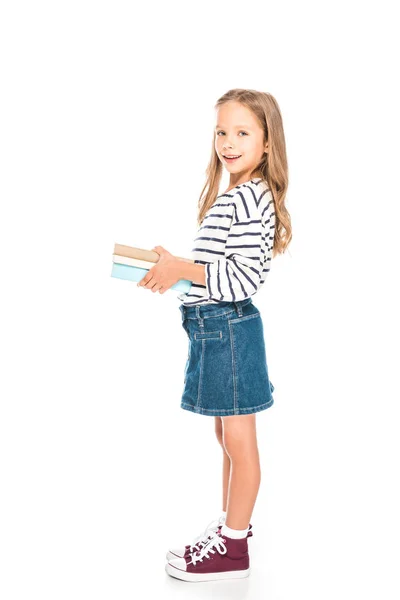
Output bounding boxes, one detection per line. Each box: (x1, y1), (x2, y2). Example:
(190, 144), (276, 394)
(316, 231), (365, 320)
(1, 1), (399, 599)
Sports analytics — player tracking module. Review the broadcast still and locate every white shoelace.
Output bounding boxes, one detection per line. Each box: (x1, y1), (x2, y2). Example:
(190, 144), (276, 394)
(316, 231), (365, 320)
(188, 518), (222, 554)
(189, 530), (227, 565)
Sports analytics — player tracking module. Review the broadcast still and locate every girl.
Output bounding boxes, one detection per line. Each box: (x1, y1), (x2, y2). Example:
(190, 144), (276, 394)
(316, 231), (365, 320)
(138, 88), (291, 582)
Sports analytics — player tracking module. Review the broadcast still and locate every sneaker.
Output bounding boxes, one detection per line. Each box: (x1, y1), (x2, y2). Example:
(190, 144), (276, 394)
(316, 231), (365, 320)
(166, 518), (253, 562)
(165, 529), (250, 582)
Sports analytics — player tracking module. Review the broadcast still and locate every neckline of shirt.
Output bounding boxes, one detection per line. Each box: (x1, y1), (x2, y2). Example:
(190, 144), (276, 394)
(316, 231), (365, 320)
(217, 177), (263, 198)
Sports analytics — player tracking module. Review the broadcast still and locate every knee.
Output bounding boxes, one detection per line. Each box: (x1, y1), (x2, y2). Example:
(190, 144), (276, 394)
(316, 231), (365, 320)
(222, 430), (248, 460)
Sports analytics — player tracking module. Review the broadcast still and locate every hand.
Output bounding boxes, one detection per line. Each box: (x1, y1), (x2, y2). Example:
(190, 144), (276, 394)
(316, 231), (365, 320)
(137, 245), (181, 294)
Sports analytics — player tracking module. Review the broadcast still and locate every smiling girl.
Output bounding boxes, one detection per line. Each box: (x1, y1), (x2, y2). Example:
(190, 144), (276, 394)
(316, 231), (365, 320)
(138, 88), (291, 582)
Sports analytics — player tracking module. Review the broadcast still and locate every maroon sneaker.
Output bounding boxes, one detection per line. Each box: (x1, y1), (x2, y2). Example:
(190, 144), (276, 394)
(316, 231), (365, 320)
(166, 520), (253, 562)
(165, 529), (251, 582)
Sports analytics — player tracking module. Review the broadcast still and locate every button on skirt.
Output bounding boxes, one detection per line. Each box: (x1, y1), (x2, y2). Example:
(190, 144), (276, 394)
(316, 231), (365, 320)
(178, 298), (275, 417)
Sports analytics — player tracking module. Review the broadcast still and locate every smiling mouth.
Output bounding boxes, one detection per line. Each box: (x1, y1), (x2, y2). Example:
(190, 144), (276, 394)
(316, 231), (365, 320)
(223, 154), (242, 160)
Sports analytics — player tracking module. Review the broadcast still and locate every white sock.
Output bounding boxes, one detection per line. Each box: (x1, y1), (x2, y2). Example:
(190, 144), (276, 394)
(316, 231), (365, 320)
(221, 523), (248, 539)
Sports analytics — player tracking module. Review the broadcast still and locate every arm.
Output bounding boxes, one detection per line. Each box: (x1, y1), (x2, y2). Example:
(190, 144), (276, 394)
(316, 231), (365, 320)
(175, 260), (206, 286)
(204, 187), (273, 302)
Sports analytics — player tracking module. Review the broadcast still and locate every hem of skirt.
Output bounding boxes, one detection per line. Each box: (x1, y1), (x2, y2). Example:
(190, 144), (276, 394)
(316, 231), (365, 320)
(180, 399), (274, 416)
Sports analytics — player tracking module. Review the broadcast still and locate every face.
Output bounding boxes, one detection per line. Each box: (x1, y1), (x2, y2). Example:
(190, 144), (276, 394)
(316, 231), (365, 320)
(215, 101), (268, 185)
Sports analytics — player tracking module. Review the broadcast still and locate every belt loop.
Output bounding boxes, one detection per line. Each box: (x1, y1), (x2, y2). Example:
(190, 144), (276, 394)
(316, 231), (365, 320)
(195, 305), (204, 330)
(234, 301), (243, 317)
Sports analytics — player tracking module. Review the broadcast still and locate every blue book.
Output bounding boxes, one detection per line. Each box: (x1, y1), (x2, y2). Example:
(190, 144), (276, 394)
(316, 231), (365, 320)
(111, 261), (192, 293)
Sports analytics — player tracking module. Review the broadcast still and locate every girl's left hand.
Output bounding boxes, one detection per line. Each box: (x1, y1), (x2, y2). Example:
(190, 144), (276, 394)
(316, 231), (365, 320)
(137, 245), (181, 294)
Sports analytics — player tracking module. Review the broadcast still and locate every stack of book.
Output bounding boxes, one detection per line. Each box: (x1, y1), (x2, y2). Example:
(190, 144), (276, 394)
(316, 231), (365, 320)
(111, 243), (193, 293)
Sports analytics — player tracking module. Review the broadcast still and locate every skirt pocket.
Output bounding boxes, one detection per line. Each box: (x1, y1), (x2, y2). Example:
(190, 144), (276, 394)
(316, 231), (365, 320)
(227, 311), (274, 410)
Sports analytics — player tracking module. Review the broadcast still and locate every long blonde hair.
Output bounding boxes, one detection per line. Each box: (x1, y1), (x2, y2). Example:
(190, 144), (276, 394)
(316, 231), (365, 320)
(197, 89), (292, 256)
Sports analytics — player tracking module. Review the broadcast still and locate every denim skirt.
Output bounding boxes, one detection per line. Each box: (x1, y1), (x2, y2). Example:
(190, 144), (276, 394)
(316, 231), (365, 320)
(178, 298), (275, 417)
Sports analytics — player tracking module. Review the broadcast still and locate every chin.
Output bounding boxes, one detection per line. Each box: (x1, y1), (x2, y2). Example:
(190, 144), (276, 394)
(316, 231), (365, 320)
(226, 166), (247, 176)
(225, 164), (244, 172)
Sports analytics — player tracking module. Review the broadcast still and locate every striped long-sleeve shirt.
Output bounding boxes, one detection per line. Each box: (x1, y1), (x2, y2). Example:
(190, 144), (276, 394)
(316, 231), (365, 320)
(178, 177), (276, 306)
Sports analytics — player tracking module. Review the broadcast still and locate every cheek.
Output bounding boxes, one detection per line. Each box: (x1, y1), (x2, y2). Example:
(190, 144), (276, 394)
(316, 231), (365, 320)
(240, 137), (253, 151)
(215, 144), (225, 157)
(246, 141), (263, 156)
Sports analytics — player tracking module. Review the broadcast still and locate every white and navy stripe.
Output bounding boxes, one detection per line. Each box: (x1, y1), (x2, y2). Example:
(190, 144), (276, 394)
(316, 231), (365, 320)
(178, 177), (275, 306)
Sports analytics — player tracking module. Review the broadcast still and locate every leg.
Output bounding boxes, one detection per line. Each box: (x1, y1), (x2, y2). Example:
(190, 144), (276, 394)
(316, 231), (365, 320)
(215, 416), (231, 512)
(221, 414), (261, 530)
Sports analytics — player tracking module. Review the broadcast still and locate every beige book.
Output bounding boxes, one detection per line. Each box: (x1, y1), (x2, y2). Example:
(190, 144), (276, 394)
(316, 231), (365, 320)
(113, 243), (194, 264)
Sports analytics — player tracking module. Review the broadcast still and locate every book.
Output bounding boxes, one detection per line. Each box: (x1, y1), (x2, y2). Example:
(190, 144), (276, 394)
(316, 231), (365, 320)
(112, 254), (161, 270)
(111, 263), (192, 293)
(114, 243), (194, 265)
(111, 244), (193, 293)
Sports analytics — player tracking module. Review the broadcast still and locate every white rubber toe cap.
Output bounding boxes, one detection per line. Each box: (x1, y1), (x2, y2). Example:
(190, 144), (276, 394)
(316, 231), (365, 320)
(166, 547), (185, 560)
(168, 557), (187, 572)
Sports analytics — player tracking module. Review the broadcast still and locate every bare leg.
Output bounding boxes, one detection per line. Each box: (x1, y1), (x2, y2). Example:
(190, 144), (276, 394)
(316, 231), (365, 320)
(221, 414), (261, 530)
(214, 416), (231, 512)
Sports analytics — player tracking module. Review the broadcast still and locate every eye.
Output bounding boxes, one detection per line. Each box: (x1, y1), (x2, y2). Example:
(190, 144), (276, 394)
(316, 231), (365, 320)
(216, 131), (248, 136)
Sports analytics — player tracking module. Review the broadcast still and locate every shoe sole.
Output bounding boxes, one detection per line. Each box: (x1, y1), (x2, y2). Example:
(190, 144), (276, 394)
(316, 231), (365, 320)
(165, 562), (250, 582)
